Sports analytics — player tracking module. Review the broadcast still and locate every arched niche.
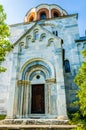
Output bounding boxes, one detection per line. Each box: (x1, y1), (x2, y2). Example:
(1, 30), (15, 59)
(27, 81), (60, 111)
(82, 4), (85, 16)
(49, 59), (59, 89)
(26, 35), (32, 48)
(47, 38), (54, 46)
(33, 29), (39, 40)
(40, 33), (46, 41)
(19, 42), (25, 53)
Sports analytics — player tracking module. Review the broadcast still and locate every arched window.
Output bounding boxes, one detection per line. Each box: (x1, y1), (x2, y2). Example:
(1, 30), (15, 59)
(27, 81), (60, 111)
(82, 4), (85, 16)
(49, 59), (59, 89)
(64, 60), (70, 73)
(54, 12), (58, 18)
(47, 38), (54, 46)
(53, 30), (58, 36)
(20, 42), (24, 53)
(83, 43), (86, 49)
(26, 35), (32, 48)
(77, 43), (81, 51)
(40, 33), (46, 41)
(29, 16), (34, 22)
(40, 12), (46, 20)
(33, 28), (39, 40)
(34, 32), (38, 40)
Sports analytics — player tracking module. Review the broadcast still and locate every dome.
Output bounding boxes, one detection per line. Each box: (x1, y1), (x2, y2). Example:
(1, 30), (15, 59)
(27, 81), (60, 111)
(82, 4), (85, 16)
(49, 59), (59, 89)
(24, 4), (68, 23)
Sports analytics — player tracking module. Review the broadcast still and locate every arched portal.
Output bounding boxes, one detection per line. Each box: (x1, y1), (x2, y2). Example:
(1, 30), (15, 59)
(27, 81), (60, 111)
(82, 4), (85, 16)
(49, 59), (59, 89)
(16, 58), (55, 118)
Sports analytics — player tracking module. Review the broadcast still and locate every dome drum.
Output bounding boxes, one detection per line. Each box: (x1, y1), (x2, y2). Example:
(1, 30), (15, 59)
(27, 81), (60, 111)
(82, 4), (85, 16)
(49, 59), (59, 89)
(24, 4), (68, 22)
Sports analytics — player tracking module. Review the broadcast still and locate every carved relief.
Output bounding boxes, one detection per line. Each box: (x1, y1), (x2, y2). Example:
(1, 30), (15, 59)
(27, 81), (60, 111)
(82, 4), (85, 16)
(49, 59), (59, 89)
(46, 78), (56, 83)
(26, 35), (32, 48)
(19, 42), (25, 52)
(17, 80), (30, 86)
(40, 33), (46, 41)
(47, 38), (54, 46)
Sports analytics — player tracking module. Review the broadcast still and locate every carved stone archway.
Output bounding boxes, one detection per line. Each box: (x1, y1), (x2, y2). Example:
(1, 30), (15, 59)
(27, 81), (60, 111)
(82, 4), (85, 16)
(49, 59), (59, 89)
(14, 58), (56, 118)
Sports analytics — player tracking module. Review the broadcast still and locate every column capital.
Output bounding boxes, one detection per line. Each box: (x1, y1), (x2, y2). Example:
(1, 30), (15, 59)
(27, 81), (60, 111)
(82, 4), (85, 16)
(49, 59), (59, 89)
(46, 78), (56, 83)
(17, 80), (30, 86)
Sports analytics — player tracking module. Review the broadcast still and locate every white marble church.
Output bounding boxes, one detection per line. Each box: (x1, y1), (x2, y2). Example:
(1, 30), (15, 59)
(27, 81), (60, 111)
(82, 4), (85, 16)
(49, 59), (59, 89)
(0, 4), (86, 119)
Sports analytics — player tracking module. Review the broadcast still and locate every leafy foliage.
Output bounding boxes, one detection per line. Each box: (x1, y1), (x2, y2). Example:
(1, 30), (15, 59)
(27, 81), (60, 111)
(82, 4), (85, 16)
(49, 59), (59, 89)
(0, 5), (12, 72)
(0, 115), (6, 120)
(74, 50), (86, 117)
(70, 50), (86, 129)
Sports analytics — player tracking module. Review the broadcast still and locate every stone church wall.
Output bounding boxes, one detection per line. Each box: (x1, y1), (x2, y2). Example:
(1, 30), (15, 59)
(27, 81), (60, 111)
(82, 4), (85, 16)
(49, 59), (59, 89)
(0, 13), (85, 115)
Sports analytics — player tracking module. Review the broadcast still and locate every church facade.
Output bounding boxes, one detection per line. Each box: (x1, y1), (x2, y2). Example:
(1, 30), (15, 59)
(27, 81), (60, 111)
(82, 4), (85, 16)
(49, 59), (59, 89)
(0, 4), (86, 119)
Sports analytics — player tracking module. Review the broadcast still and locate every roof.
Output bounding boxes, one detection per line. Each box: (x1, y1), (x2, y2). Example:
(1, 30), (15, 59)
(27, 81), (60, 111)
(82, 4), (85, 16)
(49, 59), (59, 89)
(13, 23), (62, 47)
(9, 14), (78, 45)
(9, 23), (35, 44)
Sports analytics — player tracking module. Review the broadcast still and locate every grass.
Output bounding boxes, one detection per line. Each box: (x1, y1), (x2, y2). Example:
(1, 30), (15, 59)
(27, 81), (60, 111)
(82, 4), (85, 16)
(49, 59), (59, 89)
(0, 115), (6, 120)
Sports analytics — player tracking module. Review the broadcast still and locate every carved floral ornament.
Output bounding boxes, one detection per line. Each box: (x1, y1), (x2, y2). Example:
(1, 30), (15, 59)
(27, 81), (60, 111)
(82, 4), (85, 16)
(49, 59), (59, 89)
(19, 31), (55, 49)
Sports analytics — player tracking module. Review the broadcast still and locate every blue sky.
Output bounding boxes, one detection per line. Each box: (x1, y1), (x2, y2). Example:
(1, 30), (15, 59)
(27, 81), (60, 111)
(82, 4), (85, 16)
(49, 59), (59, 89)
(0, 0), (86, 36)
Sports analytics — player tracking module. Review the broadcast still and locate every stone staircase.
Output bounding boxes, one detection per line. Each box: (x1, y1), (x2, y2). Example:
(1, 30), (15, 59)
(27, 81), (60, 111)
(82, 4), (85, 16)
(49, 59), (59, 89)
(0, 119), (77, 130)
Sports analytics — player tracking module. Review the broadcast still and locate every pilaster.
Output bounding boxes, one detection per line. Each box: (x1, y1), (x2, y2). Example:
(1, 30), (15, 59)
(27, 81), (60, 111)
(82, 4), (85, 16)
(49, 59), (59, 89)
(7, 46), (19, 119)
(55, 48), (68, 119)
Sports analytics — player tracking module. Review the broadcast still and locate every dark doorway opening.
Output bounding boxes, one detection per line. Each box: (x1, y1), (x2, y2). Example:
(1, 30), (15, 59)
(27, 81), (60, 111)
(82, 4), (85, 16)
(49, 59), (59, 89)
(31, 84), (45, 114)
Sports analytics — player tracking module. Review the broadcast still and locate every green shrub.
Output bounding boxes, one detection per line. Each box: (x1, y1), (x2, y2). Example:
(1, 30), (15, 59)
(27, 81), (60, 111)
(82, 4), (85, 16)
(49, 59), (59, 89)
(0, 115), (6, 120)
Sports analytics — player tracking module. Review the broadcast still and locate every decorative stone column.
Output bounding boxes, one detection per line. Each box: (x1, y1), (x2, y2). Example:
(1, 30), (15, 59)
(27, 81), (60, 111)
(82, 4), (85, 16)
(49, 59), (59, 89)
(49, 7), (51, 18)
(16, 80), (30, 118)
(25, 82), (30, 117)
(46, 78), (56, 115)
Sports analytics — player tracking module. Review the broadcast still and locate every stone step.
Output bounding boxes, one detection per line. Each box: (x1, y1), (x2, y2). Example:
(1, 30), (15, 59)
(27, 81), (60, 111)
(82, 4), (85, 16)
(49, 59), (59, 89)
(2, 119), (69, 125)
(0, 124), (77, 130)
(0, 119), (77, 130)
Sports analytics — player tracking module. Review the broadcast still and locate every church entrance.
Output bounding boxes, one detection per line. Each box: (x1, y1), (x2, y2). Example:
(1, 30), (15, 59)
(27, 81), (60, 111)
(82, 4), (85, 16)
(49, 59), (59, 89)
(31, 84), (45, 114)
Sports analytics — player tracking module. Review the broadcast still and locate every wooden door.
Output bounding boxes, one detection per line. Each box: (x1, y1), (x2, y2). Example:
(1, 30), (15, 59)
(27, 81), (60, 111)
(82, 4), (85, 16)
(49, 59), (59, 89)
(31, 84), (45, 114)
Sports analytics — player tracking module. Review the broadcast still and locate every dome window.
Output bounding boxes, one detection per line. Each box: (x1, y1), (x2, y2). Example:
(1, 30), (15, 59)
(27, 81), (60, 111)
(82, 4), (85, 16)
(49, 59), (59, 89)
(28, 15), (34, 22)
(54, 12), (58, 18)
(40, 12), (46, 20)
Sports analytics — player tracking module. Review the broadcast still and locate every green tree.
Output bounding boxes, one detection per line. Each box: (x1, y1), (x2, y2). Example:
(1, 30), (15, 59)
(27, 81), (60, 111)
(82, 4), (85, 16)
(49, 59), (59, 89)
(71, 50), (86, 129)
(0, 5), (12, 72)
(74, 50), (86, 117)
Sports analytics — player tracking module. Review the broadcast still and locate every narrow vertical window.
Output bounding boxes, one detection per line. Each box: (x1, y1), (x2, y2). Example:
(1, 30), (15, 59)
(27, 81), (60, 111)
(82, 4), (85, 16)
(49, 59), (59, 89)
(64, 60), (70, 73)
(34, 30), (39, 40)
(52, 31), (58, 36)
(62, 49), (65, 63)
(83, 43), (86, 49)
(56, 31), (58, 36)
